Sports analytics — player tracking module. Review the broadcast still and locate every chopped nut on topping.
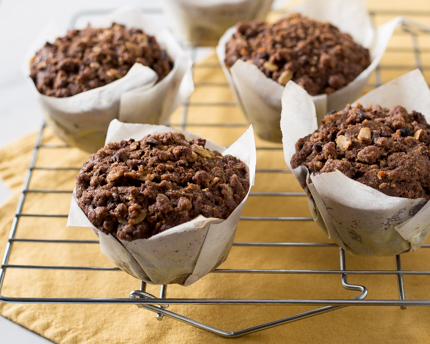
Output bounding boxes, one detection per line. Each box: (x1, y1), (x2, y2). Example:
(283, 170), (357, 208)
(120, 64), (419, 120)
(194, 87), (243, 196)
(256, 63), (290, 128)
(129, 142), (139, 151)
(192, 145), (213, 158)
(136, 171), (148, 181)
(136, 33), (148, 44)
(310, 132), (324, 142)
(37, 61), (47, 70)
(358, 127), (371, 142)
(106, 68), (121, 79)
(89, 62), (100, 69)
(129, 210), (147, 224)
(146, 173), (155, 181)
(310, 56), (319, 65)
(335, 135), (352, 151)
(157, 194), (170, 202)
(277, 70), (293, 85)
(414, 129), (423, 140)
(185, 154), (196, 163)
(225, 185), (234, 195)
(106, 166), (127, 183)
(210, 177), (220, 186)
(263, 62), (279, 72)
(117, 216), (128, 225)
(125, 41), (143, 57)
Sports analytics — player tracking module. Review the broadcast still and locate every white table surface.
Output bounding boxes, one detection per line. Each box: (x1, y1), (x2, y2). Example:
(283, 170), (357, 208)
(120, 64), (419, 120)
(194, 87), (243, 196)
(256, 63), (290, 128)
(0, 0), (286, 342)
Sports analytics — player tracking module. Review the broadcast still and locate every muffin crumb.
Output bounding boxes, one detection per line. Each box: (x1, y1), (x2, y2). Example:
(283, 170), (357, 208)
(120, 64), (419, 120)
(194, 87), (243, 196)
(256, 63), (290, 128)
(76, 132), (250, 241)
(291, 104), (430, 199)
(225, 13), (370, 96)
(30, 23), (173, 97)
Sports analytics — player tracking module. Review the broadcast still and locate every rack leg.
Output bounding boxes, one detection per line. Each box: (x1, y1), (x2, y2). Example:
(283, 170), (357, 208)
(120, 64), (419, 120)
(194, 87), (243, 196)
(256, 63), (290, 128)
(395, 255), (407, 310)
(157, 285), (168, 321)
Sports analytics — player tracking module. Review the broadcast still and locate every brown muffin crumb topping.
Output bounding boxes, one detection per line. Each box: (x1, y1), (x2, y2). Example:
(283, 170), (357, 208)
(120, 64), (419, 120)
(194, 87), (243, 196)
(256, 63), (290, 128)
(30, 23), (173, 97)
(224, 13), (371, 96)
(291, 104), (430, 199)
(76, 132), (249, 241)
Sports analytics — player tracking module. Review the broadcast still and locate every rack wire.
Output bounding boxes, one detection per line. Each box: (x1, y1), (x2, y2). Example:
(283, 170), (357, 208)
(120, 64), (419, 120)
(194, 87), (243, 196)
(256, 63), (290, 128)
(1, 7), (430, 338)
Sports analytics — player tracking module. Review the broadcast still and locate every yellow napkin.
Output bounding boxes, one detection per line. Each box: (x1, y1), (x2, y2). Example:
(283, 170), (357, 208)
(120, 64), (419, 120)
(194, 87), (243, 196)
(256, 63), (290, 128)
(2, 5), (430, 340)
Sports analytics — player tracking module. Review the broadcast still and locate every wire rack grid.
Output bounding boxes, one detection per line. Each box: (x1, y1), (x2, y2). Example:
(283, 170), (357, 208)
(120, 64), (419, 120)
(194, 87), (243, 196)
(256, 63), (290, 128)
(1, 7), (430, 339)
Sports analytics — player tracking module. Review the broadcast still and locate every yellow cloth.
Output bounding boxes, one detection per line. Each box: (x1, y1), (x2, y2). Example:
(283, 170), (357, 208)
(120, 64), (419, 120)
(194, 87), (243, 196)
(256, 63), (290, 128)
(2, 2), (430, 342)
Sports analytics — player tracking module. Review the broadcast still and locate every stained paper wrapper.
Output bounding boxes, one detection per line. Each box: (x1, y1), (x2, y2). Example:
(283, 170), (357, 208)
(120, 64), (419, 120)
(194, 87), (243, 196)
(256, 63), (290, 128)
(216, 0), (400, 143)
(67, 120), (256, 285)
(281, 69), (430, 256)
(163, 0), (274, 46)
(25, 6), (194, 153)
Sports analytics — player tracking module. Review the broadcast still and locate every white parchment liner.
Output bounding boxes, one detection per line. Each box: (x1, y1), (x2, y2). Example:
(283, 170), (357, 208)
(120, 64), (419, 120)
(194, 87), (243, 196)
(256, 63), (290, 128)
(216, 0), (400, 142)
(163, 0), (274, 46)
(67, 120), (256, 285)
(25, 6), (194, 153)
(281, 69), (430, 256)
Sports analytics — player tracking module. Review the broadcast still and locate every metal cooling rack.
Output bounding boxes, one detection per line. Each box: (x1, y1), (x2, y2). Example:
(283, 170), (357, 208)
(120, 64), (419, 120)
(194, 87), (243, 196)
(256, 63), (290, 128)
(2, 7), (430, 339)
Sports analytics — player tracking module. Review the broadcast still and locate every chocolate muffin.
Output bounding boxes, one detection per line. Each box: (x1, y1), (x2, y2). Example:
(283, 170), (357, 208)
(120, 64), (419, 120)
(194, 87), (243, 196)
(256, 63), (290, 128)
(291, 103), (430, 199)
(224, 13), (371, 96)
(30, 23), (173, 97)
(76, 132), (250, 241)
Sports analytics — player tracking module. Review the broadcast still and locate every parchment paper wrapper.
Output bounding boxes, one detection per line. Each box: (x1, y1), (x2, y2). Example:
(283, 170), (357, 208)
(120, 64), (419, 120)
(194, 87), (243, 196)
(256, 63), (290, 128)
(25, 6), (194, 153)
(67, 120), (256, 285)
(216, 0), (400, 143)
(163, 0), (274, 46)
(281, 69), (430, 256)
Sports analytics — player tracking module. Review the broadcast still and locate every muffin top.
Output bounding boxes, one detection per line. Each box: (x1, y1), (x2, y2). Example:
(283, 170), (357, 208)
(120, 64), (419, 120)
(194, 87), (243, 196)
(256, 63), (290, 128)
(290, 104), (430, 199)
(224, 13), (371, 96)
(76, 132), (249, 241)
(30, 23), (173, 97)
